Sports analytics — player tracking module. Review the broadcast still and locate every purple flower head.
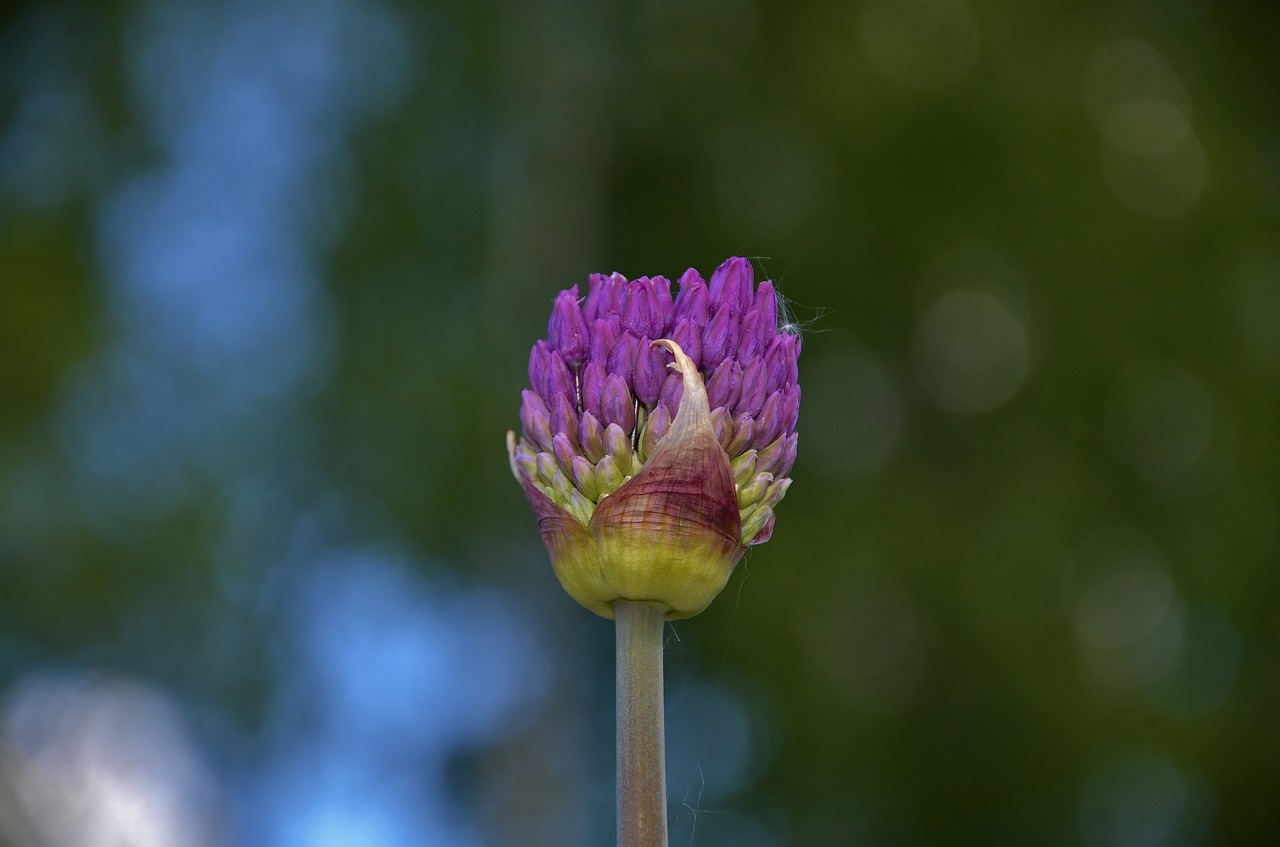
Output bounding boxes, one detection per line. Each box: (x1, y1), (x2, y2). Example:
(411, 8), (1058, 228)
(507, 258), (801, 619)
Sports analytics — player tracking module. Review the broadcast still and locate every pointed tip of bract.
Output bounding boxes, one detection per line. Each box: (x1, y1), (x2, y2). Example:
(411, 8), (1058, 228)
(650, 338), (710, 431)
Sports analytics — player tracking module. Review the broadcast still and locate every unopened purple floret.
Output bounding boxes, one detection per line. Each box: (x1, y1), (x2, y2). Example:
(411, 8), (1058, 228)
(549, 288), (590, 367)
(671, 318), (702, 368)
(589, 317), (620, 366)
(705, 359), (742, 412)
(708, 257), (754, 316)
(633, 341), (668, 406)
(673, 270), (709, 327)
(701, 301), (738, 369)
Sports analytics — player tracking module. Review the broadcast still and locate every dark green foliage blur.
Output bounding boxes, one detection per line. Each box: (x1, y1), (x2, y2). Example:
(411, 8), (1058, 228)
(2, 0), (1278, 845)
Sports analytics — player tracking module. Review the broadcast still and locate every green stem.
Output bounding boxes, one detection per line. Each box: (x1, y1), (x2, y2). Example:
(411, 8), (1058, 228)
(616, 599), (669, 847)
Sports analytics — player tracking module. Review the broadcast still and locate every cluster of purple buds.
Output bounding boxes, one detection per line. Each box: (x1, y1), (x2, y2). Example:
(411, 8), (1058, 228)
(507, 257), (801, 619)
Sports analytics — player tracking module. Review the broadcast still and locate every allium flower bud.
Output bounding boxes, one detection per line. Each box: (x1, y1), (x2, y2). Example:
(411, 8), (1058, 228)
(508, 258), (801, 619)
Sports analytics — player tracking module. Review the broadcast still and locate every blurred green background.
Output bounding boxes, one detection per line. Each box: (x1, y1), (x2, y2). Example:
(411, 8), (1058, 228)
(2, 0), (1278, 845)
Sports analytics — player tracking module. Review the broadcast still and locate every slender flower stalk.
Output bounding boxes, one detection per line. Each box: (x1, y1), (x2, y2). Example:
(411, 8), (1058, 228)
(615, 600), (667, 847)
(507, 258), (801, 846)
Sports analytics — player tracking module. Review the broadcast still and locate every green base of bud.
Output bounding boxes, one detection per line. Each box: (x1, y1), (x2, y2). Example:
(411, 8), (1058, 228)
(510, 340), (746, 620)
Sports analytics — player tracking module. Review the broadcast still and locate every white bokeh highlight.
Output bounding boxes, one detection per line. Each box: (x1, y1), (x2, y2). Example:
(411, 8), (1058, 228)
(914, 289), (1031, 416)
(0, 674), (225, 847)
(1083, 40), (1206, 218)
